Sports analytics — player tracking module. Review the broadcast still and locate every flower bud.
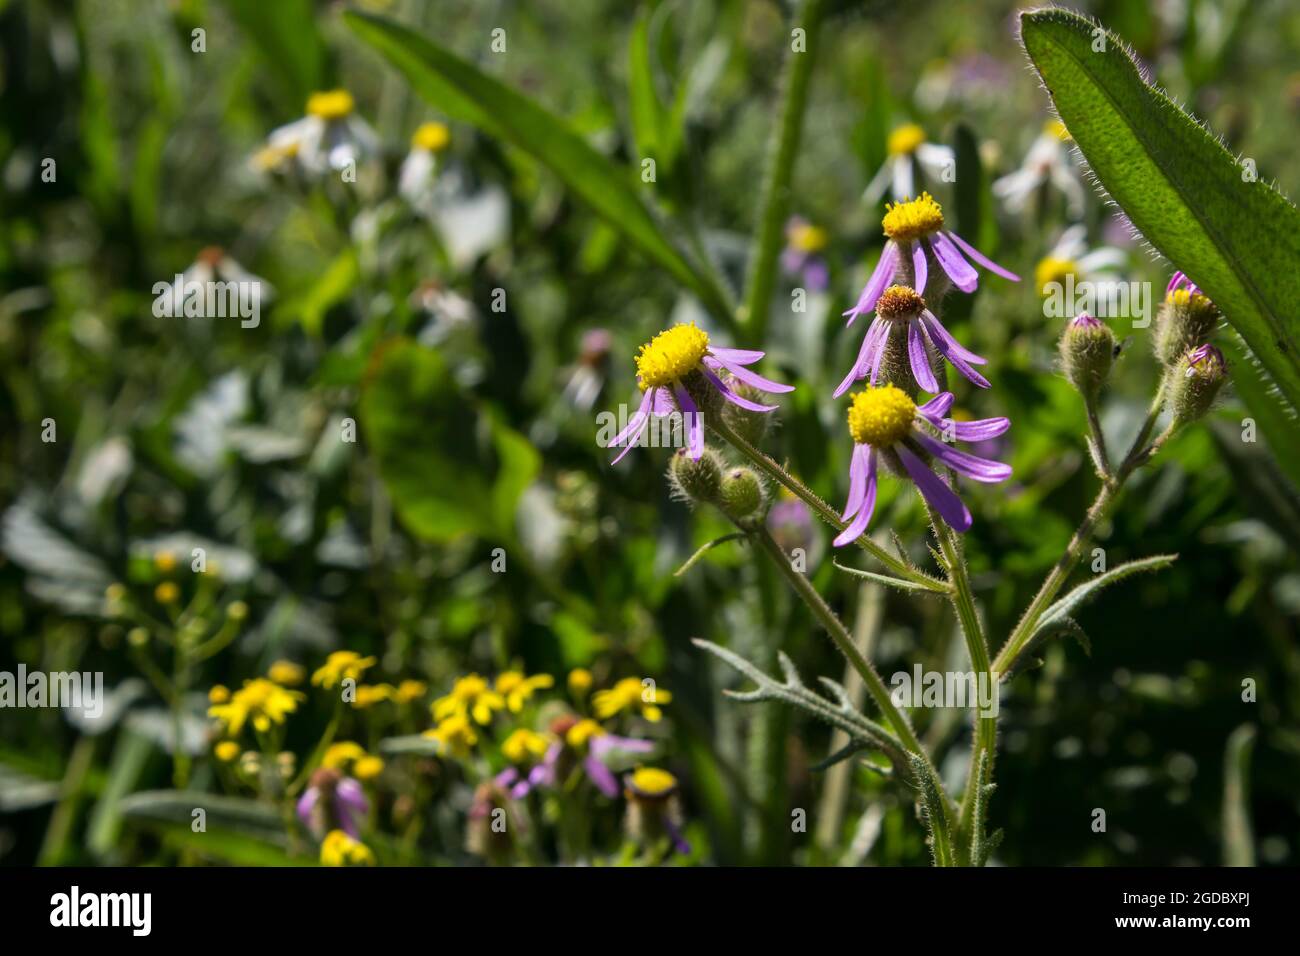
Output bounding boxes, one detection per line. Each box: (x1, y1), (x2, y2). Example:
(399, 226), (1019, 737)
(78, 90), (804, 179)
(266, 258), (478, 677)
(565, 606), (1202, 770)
(1170, 344), (1227, 425)
(718, 467), (765, 523)
(875, 320), (924, 397)
(667, 446), (724, 505)
(1059, 313), (1115, 403)
(721, 381), (772, 446)
(1154, 287), (1219, 366)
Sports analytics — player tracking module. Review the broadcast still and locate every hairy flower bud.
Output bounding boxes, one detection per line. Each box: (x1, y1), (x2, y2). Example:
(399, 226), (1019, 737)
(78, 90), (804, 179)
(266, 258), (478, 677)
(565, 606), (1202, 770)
(1154, 287), (1219, 366)
(667, 446), (724, 505)
(718, 467), (765, 523)
(1170, 344), (1227, 425)
(1059, 313), (1115, 403)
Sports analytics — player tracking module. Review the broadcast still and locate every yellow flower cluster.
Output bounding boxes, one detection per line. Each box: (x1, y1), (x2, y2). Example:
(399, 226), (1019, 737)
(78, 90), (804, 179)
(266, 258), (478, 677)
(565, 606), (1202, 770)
(593, 677), (672, 723)
(320, 829), (374, 867)
(208, 678), (304, 736)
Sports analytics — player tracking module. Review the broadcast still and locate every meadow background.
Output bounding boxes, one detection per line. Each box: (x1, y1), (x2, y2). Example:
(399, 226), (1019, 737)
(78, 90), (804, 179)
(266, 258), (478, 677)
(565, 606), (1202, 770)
(0, 0), (1297, 866)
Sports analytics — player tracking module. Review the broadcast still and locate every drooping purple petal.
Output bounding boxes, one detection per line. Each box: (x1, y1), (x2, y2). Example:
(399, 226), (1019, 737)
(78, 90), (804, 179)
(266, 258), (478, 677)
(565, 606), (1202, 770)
(907, 320), (940, 393)
(610, 388), (656, 464)
(706, 354), (795, 393)
(897, 445), (972, 532)
(296, 788), (319, 828)
(912, 243), (928, 296)
(702, 366), (778, 412)
(940, 416), (1011, 442)
(834, 317), (887, 398)
(583, 755), (620, 798)
(673, 385), (704, 459)
(337, 777), (370, 816)
(919, 313), (990, 388)
(841, 443), (870, 520)
(927, 233), (979, 292)
(708, 346), (764, 366)
(529, 761), (556, 789)
(945, 230), (1021, 281)
(843, 243), (899, 325)
(510, 779), (532, 800)
(495, 767), (519, 789)
(913, 432), (1012, 483)
(664, 817), (693, 856)
(833, 448), (878, 547)
(920, 310), (986, 364)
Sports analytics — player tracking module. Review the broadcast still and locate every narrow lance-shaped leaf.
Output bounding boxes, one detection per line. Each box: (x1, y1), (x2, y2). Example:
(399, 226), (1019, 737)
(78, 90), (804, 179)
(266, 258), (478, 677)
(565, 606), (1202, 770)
(345, 11), (732, 326)
(1019, 8), (1300, 420)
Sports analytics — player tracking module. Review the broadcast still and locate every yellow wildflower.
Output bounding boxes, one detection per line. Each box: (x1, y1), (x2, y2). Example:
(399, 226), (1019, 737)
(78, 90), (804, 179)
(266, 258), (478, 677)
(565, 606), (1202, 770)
(501, 728), (551, 765)
(494, 671), (554, 712)
(208, 678), (304, 736)
(320, 829), (375, 867)
(268, 660), (305, 687)
(213, 741), (240, 762)
(593, 677), (672, 723)
(432, 674), (505, 725)
(312, 651), (377, 689)
(567, 668), (593, 697)
(423, 713), (478, 758)
(353, 683), (397, 709)
(393, 679), (428, 704)
(208, 684), (231, 705)
(322, 742), (367, 771)
(154, 582), (180, 605)
(354, 755), (385, 781)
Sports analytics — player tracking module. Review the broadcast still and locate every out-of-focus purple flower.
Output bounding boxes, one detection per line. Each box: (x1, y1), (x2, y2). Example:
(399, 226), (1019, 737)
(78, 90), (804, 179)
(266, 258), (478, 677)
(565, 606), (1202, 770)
(768, 497), (814, 556)
(844, 192), (1018, 326)
(297, 767), (369, 839)
(781, 217), (830, 291)
(835, 386), (1011, 545)
(525, 715), (654, 798)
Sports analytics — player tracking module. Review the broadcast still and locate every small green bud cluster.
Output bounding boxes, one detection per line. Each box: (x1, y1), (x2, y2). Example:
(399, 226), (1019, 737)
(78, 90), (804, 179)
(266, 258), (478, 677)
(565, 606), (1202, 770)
(667, 448), (767, 526)
(1157, 275), (1227, 425)
(1059, 313), (1115, 403)
(1154, 286), (1220, 367)
(1169, 344), (1227, 426)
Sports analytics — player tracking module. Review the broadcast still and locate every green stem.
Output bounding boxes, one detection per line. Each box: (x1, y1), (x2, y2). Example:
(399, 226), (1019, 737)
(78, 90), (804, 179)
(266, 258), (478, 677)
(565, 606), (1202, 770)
(742, 0), (825, 339)
(994, 384), (1168, 676)
(712, 419), (936, 587)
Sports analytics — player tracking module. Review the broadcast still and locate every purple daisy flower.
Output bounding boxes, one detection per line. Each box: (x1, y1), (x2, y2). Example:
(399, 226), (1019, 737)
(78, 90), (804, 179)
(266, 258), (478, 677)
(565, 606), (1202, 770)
(844, 192), (1018, 326)
(609, 323), (792, 464)
(297, 768), (369, 839)
(781, 216), (830, 291)
(1166, 270), (1204, 298)
(835, 284), (989, 397)
(834, 386), (1011, 546)
(1184, 343), (1226, 376)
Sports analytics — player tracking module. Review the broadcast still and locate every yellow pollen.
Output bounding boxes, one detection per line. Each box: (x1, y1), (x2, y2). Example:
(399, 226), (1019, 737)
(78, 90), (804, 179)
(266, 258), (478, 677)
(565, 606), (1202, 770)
(306, 89), (355, 121)
(634, 324), (709, 389)
(876, 285), (926, 319)
(887, 123), (926, 157)
(1035, 256), (1078, 294)
(882, 192), (944, 243)
(412, 121), (450, 152)
(847, 386), (916, 447)
(1167, 288), (1216, 314)
(1045, 119), (1070, 141)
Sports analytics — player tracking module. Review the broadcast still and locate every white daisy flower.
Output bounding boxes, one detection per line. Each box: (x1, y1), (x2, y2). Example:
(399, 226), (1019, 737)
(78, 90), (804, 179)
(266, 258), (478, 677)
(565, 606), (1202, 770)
(863, 124), (955, 204)
(171, 246), (274, 302)
(398, 122), (451, 208)
(257, 89), (378, 177)
(1034, 224), (1127, 297)
(992, 119), (1084, 217)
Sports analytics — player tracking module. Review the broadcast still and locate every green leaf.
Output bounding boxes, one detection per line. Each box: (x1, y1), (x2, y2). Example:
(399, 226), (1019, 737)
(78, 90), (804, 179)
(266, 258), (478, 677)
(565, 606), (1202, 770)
(1221, 723), (1256, 867)
(628, 10), (667, 165)
(345, 10), (731, 324)
(1019, 8), (1300, 419)
(1037, 553), (1178, 629)
(119, 790), (286, 840)
(832, 558), (947, 593)
(360, 340), (538, 543)
(221, 0), (328, 110)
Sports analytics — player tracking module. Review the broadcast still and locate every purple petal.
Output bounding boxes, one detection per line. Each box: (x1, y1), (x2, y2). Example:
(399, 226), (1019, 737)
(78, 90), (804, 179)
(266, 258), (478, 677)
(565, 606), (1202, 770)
(897, 446), (972, 532)
(496, 767), (519, 788)
(296, 788), (318, 827)
(589, 734), (655, 758)
(919, 313), (989, 388)
(927, 233), (979, 293)
(708, 346), (764, 366)
(944, 416), (1011, 442)
(610, 389), (655, 464)
(914, 432), (1012, 483)
(337, 778), (370, 816)
(584, 755), (620, 798)
(920, 310), (986, 365)
(917, 392), (955, 420)
(834, 318), (887, 398)
(907, 320), (940, 393)
(702, 366), (778, 412)
(912, 243), (928, 296)
(529, 762), (555, 788)
(946, 230), (1020, 281)
(844, 243), (899, 325)
(841, 443), (869, 520)
(707, 355), (795, 393)
(673, 385), (704, 459)
(833, 448), (878, 547)
(510, 779), (533, 800)
(664, 818), (692, 856)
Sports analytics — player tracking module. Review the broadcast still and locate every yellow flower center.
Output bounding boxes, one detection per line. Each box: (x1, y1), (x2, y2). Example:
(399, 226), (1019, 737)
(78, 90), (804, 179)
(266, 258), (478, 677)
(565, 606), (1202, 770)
(1167, 288), (1216, 315)
(876, 285), (926, 320)
(788, 222), (828, 253)
(887, 123), (926, 157)
(881, 192), (944, 243)
(1045, 119), (1070, 142)
(847, 386), (916, 447)
(566, 718), (606, 750)
(412, 121), (450, 152)
(634, 324), (709, 389)
(306, 89), (355, 121)
(630, 767), (677, 796)
(1035, 256), (1078, 293)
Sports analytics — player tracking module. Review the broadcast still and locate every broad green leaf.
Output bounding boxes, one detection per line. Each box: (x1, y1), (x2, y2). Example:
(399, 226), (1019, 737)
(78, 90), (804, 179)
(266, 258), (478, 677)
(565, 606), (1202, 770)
(628, 10), (666, 164)
(1019, 8), (1300, 420)
(360, 340), (538, 543)
(345, 10), (730, 323)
